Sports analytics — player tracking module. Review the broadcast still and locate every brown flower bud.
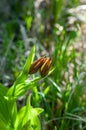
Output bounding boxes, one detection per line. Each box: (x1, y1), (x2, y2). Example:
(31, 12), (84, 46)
(40, 58), (52, 77)
(29, 57), (46, 74)
(29, 57), (52, 77)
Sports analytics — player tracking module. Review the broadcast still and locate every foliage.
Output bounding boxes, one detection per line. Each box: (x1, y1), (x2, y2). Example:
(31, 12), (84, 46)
(0, 46), (43, 130)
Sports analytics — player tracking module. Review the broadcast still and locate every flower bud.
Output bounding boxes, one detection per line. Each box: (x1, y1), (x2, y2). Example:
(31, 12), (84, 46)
(40, 58), (52, 77)
(29, 57), (46, 74)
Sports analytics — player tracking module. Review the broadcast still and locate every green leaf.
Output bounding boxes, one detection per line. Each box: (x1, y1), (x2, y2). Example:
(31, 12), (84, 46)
(0, 97), (10, 127)
(0, 84), (8, 96)
(53, 0), (63, 22)
(14, 77), (41, 98)
(25, 16), (32, 29)
(15, 95), (43, 130)
(7, 46), (35, 97)
(0, 119), (8, 130)
(0, 85), (17, 130)
(13, 45), (35, 86)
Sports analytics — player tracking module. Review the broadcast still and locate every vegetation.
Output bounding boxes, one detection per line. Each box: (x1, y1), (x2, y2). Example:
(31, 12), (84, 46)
(0, 0), (86, 130)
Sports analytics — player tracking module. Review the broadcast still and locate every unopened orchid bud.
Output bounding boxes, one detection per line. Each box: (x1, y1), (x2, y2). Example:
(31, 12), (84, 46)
(40, 58), (52, 77)
(29, 57), (52, 77)
(29, 57), (46, 74)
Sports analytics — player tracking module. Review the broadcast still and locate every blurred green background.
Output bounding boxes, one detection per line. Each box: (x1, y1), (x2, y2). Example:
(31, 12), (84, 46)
(0, 0), (86, 129)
